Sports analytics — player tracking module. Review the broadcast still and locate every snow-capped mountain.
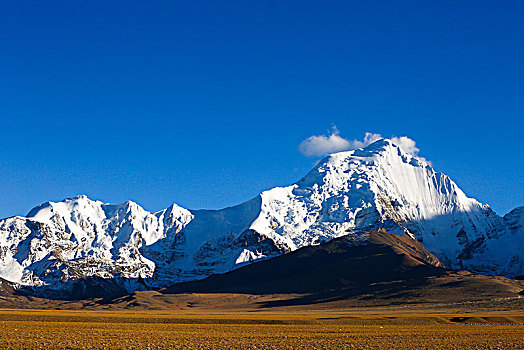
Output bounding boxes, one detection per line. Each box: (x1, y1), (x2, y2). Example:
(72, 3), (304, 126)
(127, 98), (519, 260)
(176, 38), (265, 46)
(0, 139), (522, 294)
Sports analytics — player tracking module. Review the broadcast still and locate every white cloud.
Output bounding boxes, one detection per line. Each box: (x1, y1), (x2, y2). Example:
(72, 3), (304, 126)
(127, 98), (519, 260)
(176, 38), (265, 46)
(299, 128), (423, 158)
(298, 126), (351, 157)
(298, 128), (383, 157)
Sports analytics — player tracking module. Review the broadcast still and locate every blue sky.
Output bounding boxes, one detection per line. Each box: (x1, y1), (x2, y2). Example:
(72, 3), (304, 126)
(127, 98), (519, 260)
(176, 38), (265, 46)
(1, 1), (522, 218)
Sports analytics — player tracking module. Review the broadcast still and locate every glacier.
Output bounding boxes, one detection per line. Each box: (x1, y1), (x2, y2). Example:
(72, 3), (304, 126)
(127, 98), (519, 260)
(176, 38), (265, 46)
(0, 138), (522, 294)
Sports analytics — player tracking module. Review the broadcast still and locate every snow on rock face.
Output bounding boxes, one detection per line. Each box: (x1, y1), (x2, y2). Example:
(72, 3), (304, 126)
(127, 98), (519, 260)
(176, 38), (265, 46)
(0, 195), (280, 292)
(249, 139), (521, 276)
(0, 139), (522, 294)
(504, 207), (524, 236)
(499, 207), (524, 276)
(0, 196), (196, 290)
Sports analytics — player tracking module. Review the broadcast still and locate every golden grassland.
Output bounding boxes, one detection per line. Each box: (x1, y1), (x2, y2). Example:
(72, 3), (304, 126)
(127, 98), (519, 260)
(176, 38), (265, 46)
(0, 309), (522, 349)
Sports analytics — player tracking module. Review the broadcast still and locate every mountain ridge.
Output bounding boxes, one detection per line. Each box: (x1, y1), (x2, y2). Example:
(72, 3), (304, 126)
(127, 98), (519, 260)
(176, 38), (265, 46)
(0, 138), (522, 296)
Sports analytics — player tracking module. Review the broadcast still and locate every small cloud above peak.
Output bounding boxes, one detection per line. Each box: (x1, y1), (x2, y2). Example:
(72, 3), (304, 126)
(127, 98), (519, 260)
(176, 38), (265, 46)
(298, 126), (351, 157)
(298, 128), (422, 158)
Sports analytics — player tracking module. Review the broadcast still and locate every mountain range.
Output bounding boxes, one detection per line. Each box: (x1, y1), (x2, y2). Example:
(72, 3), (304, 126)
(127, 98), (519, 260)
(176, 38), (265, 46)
(0, 138), (522, 297)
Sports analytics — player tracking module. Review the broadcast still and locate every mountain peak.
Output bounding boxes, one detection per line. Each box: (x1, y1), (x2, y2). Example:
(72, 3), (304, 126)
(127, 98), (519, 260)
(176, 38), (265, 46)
(361, 137), (393, 150)
(68, 194), (90, 201)
(324, 138), (423, 165)
(299, 137), (430, 192)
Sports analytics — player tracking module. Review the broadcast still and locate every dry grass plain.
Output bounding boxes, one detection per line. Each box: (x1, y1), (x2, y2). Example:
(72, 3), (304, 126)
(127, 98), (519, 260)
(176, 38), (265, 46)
(0, 307), (523, 349)
(1, 265), (523, 349)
